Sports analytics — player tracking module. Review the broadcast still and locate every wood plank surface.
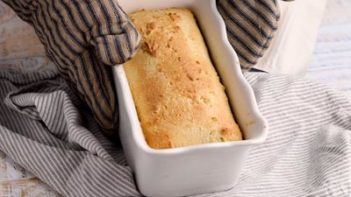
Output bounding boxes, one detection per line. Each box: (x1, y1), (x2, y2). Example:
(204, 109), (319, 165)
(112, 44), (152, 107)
(0, 1), (48, 67)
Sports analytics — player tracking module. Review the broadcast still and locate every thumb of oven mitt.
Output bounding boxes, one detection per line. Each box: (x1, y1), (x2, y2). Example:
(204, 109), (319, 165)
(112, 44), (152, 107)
(2, 0), (141, 135)
(217, 0), (293, 69)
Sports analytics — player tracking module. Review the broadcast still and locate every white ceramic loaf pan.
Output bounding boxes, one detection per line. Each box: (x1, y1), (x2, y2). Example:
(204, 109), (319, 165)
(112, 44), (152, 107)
(112, 0), (268, 196)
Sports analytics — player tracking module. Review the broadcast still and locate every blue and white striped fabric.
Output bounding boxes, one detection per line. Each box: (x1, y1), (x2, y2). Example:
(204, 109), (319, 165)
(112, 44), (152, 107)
(1, 68), (350, 197)
(0, 69), (139, 197)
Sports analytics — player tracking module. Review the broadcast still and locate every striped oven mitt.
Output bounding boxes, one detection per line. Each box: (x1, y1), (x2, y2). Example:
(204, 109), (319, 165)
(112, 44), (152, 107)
(2, 0), (140, 135)
(218, 0), (293, 69)
(2, 0), (290, 134)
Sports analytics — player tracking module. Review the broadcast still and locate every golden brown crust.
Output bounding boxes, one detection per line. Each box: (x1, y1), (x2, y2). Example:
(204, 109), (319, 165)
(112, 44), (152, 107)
(124, 8), (242, 149)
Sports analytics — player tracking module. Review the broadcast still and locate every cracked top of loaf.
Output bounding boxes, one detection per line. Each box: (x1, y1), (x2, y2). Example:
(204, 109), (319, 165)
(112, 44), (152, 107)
(124, 8), (242, 149)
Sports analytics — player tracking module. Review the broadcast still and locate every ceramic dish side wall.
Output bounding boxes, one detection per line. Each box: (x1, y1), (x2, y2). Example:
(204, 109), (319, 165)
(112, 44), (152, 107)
(113, 0), (268, 196)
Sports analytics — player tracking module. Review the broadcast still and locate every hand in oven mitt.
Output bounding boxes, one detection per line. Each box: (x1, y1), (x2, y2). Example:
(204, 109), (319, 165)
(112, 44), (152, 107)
(217, 0), (293, 69)
(2, 0), (140, 135)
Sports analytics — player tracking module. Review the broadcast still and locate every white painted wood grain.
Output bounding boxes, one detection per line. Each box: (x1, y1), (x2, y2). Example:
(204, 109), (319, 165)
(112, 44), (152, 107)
(0, 1), (47, 64)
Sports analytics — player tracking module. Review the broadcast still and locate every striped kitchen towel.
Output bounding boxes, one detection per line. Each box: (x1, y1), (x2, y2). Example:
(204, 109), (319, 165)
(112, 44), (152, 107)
(0, 68), (350, 197)
(1, 0), (288, 134)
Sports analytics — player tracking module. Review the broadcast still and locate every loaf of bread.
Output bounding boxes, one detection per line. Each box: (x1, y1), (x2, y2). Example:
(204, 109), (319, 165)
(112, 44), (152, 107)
(124, 8), (242, 149)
